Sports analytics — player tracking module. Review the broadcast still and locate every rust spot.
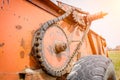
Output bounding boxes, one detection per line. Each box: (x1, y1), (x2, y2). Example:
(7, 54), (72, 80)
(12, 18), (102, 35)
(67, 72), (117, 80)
(21, 38), (25, 49)
(16, 25), (22, 30)
(13, 13), (16, 16)
(20, 51), (25, 58)
(7, 0), (10, 4)
(1, 6), (3, 9)
(2, 0), (5, 4)
(18, 16), (21, 18)
(0, 43), (5, 47)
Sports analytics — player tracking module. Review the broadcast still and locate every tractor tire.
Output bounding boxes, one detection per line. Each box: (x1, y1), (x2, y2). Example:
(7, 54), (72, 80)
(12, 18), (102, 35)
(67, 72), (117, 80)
(67, 55), (116, 80)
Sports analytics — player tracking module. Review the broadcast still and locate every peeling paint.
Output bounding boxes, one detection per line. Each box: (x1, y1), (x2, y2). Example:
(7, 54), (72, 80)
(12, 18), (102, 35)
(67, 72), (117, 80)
(21, 38), (25, 49)
(0, 43), (5, 47)
(1, 6), (3, 9)
(16, 25), (22, 30)
(20, 51), (25, 58)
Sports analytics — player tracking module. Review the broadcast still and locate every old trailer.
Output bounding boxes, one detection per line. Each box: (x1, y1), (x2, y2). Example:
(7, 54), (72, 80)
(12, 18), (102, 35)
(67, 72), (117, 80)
(0, 0), (116, 80)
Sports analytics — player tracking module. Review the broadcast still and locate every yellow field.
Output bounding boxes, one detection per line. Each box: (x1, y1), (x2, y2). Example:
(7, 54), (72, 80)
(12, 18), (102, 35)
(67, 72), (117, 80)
(108, 51), (120, 80)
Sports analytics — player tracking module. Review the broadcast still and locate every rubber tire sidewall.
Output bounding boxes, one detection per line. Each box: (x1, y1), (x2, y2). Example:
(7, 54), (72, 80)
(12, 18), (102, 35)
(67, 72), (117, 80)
(104, 62), (116, 80)
(67, 55), (116, 80)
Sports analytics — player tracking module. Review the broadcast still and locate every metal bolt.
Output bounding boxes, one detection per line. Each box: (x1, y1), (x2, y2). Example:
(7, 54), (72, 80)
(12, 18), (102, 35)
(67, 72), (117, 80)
(54, 41), (67, 54)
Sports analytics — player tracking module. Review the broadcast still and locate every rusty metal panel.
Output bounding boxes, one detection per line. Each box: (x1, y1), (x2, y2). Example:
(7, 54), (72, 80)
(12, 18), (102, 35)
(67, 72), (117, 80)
(88, 31), (97, 54)
(0, 0), (107, 79)
(87, 30), (107, 55)
(0, 0), (57, 79)
(89, 31), (99, 54)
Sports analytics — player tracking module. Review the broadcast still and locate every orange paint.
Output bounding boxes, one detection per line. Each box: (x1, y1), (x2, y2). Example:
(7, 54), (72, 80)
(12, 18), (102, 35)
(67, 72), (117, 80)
(0, 0), (107, 79)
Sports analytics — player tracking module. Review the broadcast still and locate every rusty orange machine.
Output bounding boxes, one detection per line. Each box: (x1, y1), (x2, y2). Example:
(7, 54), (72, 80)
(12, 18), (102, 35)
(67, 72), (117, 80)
(0, 0), (116, 80)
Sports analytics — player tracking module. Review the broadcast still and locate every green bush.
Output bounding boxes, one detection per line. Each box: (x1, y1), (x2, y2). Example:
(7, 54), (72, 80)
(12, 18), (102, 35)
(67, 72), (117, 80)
(108, 51), (120, 80)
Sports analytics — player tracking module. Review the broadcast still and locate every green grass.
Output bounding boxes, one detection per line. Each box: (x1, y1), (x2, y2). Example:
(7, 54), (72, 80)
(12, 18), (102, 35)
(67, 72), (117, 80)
(108, 51), (120, 80)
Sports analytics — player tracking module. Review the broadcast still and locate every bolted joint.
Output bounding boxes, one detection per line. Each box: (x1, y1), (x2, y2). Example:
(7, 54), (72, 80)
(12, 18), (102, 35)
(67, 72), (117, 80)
(54, 41), (67, 54)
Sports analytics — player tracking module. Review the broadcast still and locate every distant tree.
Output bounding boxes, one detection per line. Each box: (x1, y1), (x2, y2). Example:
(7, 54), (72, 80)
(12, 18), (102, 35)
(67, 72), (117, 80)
(115, 45), (120, 50)
(107, 47), (113, 51)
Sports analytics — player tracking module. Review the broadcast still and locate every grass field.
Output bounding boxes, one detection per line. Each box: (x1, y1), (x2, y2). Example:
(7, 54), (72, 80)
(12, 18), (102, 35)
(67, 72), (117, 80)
(108, 51), (120, 80)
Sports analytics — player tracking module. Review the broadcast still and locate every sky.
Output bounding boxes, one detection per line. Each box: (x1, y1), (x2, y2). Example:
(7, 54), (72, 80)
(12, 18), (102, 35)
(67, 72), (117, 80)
(51, 0), (120, 48)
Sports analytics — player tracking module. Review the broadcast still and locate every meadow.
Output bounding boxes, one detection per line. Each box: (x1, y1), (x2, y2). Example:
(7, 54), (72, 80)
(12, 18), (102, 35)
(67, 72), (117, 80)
(108, 51), (120, 80)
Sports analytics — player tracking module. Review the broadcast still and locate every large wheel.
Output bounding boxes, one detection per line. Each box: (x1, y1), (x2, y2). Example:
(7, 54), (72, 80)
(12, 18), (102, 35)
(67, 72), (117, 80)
(67, 55), (116, 80)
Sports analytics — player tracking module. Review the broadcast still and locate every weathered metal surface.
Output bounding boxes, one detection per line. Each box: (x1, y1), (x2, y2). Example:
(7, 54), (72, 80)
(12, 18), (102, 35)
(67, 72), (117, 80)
(0, 0), (59, 79)
(31, 8), (107, 77)
(32, 25), (70, 77)
(0, 0), (108, 80)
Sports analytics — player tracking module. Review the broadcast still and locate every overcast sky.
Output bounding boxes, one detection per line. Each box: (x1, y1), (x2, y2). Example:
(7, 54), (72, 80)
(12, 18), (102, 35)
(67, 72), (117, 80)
(51, 0), (120, 48)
